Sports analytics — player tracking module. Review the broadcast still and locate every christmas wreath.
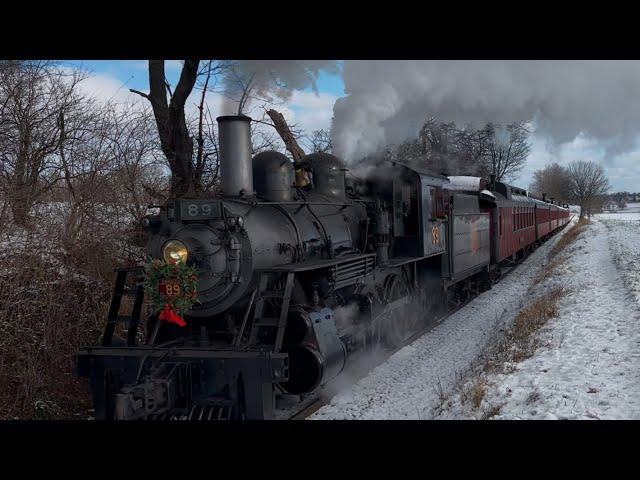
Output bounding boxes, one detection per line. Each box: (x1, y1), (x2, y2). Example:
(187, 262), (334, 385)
(144, 258), (199, 327)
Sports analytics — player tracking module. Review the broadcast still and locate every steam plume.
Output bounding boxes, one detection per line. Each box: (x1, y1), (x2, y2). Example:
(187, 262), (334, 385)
(331, 60), (640, 162)
(221, 60), (339, 114)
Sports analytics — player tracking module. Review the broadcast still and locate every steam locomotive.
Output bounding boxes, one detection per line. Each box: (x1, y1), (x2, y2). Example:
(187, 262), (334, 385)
(76, 115), (570, 420)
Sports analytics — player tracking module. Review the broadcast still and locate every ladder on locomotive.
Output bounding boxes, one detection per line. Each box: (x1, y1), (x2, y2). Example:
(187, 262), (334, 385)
(246, 271), (295, 353)
(102, 266), (145, 347)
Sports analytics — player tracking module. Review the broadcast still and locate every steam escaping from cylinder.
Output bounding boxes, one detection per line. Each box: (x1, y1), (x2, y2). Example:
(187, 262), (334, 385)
(331, 60), (640, 162)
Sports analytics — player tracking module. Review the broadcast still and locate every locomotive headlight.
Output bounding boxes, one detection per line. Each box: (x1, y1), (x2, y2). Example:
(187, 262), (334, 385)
(237, 216), (244, 228)
(162, 240), (189, 264)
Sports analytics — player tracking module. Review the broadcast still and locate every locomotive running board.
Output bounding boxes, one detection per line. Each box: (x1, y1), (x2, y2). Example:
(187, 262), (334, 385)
(267, 253), (377, 273)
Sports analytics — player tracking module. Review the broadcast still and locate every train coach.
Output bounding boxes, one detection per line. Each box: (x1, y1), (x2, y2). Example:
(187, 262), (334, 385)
(443, 176), (569, 267)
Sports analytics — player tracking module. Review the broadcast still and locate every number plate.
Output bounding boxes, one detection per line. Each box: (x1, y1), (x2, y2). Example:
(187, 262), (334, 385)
(178, 200), (221, 220)
(159, 280), (181, 298)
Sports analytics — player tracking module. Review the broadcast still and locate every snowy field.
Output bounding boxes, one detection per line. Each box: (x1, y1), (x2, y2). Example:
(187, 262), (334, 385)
(600, 202), (640, 218)
(312, 207), (640, 420)
(599, 207), (640, 311)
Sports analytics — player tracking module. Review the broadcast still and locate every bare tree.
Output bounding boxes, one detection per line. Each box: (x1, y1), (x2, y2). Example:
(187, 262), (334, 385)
(452, 123), (492, 173)
(304, 129), (332, 153)
(566, 160), (610, 218)
(417, 118), (458, 173)
(130, 60), (201, 198)
(615, 195), (627, 210)
(480, 122), (531, 181)
(384, 117), (486, 176)
(0, 61), (89, 227)
(529, 162), (572, 203)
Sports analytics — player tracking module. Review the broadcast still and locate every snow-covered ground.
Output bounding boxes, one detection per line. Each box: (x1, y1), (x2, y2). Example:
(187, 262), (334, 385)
(312, 206), (640, 420)
(599, 209), (640, 311)
(601, 202), (640, 216)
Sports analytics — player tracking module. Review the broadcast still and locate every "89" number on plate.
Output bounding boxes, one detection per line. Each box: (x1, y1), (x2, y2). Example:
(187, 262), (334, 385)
(159, 280), (181, 297)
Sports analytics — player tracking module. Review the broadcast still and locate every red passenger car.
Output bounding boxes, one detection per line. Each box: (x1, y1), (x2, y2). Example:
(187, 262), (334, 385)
(444, 176), (570, 270)
(490, 184), (538, 262)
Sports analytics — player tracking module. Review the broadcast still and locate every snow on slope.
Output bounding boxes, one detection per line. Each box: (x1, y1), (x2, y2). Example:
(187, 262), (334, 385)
(439, 216), (640, 420)
(310, 227), (570, 420)
(599, 211), (640, 308)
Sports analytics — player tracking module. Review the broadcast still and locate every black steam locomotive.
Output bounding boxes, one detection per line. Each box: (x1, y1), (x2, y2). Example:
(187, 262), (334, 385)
(76, 115), (569, 420)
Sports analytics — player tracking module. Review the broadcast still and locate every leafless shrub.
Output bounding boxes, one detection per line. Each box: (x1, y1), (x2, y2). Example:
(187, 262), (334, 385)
(0, 62), (170, 418)
(433, 378), (449, 405)
(480, 403), (503, 420)
(460, 377), (487, 410)
(0, 240), (111, 419)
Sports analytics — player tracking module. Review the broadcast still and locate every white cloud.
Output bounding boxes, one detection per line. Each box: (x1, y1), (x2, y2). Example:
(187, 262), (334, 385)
(287, 90), (337, 133)
(74, 71), (145, 106)
(519, 131), (640, 193)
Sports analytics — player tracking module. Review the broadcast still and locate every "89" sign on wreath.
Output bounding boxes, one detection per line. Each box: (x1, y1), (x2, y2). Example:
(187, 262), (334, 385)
(159, 280), (181, 297)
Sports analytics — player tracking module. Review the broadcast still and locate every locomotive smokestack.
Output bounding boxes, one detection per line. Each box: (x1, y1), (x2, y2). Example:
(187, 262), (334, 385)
(217, 115), (254, 197)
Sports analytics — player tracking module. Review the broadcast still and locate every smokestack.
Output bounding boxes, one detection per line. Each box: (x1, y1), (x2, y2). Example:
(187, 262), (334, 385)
(542, 192), (547, 202)
(489, 173), (496, 189)
(217, 115), (254, 197)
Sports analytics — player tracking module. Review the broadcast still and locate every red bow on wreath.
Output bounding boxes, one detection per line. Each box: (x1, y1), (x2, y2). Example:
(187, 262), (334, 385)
(159, 304), (187, 327)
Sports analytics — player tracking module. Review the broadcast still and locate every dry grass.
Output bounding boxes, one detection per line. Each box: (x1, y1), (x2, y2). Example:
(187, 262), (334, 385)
(485, 287), (564, 370)
(480, 403), (503, 420)
(459, 377), (487, 409)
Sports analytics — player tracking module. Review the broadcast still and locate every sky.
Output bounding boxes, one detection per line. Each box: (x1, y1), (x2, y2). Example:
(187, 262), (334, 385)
(63, 60), (639, 193)
(64, 60), (344, 133)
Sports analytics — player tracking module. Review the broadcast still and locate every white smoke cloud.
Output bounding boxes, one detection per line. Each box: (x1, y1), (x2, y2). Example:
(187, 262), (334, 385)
(221, 60), (340, 114)
(331, 60), (640, 162)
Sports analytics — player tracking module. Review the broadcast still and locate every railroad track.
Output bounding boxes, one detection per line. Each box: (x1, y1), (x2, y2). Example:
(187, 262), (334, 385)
(287, 227), (568, 420)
